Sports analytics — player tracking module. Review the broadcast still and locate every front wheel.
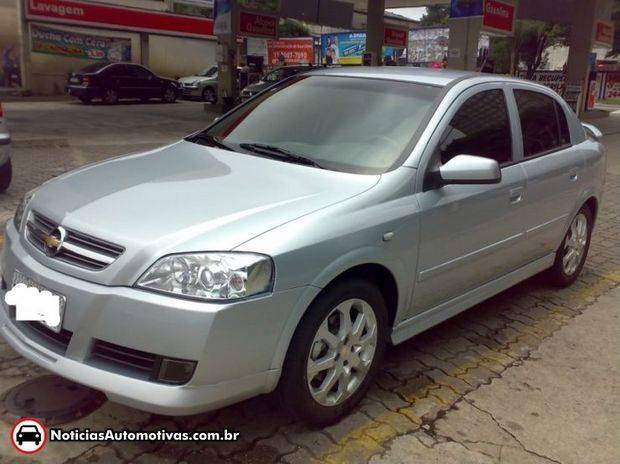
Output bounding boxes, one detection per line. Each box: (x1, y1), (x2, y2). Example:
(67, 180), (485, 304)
(278, 277), (388, 425)
(0, 159), (12, 192)
(202, 87), (217, 103)
(547, 205), (593, 287)
(162, 87), (177, 103)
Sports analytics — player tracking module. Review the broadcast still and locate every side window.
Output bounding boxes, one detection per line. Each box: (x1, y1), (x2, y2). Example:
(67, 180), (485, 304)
(107, 65), (128, 78)
(438, 89), (512, 165)
(132, 66), (153, 78)
(514, 89), (570, 157)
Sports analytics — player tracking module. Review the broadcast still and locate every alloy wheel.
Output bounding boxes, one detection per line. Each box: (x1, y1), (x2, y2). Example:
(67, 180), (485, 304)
(306, 298), (378, 407)
(164, 89), (176, 103)
(104, 89), (118, 104)
(562, 212), (588, 276)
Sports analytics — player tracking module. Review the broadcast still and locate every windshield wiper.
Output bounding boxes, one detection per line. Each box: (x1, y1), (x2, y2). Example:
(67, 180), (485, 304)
(187, 133), (234, 151)
(239, 143), (324, 168)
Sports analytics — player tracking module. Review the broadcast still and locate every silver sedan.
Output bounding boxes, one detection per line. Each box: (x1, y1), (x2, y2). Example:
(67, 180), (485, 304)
(0, 67), (605, 425)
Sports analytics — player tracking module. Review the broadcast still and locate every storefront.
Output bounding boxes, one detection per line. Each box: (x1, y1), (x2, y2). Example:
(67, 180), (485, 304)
(20, 0), (216, 94)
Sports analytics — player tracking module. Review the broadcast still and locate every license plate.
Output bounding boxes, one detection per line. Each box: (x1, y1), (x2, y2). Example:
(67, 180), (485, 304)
(11, 270), (66, 333)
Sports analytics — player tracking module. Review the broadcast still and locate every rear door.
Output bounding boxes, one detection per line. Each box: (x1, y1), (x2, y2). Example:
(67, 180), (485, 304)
(105, 64), (133, 98)
(509, 86), (584, 262)
(131, 65), (160, 99)
(412, 84), (528, 314)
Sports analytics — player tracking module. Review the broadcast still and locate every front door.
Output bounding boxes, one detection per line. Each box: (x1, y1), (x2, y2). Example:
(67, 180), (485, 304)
(412, 84), (528, 314)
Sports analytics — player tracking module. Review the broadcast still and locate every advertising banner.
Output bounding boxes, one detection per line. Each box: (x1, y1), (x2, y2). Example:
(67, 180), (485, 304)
(384, 26), (408, 47)
(30, 24), (131, 61)
(482, 0), (515, 35)
(214, 0), (232, 35)
(321, 32), (402, 65)
(238, 11), (278, 38)
(450, 0), (483, 18)
(594, 21), (614, 47)
(267, 38), (313, 65)
(26, 0), (214, 38)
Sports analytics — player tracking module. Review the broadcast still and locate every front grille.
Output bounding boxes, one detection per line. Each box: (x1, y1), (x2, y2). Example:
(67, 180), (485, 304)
(15, 320), (73, 355)
(26, 212), (124, 271)
(90, 339), (158, 380)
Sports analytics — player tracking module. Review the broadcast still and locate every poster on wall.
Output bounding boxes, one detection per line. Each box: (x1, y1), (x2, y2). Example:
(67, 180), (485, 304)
(30, 24), (131, 61)
(267, 38), (313, 65)
(321, 32), (402, 65)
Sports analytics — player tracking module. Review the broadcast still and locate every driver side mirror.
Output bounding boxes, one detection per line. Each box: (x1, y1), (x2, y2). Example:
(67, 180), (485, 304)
(438, 155), (501, 185)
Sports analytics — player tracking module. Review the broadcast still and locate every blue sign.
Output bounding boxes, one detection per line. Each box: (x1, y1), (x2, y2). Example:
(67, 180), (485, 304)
(450, 0), (483, 18)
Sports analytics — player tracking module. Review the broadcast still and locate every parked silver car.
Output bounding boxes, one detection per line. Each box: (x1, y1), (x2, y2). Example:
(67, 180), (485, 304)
(0, 102), (11, 192)
(178, 65), (218, 103)
(0, 68), (605, 425)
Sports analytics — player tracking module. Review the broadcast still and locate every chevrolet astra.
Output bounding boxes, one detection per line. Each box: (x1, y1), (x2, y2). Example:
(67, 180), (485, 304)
(0, 68), (605, 425)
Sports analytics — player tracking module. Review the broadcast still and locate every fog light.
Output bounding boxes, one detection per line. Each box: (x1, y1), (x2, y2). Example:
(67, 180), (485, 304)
(156, 358), (197, 385)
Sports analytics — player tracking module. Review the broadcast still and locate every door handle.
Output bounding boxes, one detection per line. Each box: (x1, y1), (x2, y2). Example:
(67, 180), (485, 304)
(569, 168), (579, 181)
(509, 187), (523, 204)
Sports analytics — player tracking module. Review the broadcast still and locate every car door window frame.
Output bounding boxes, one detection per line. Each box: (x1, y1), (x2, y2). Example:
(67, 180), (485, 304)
(417, 82), (520, 192)
(508, 84), (573, 162)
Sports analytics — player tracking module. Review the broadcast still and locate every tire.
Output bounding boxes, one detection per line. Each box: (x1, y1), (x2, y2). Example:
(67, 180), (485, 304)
(0, 159), (12, 192)
(202, 87), (217, 103)
(546, 205), (593, 287)
(278, 277), (388, 425)
(162, 87), (177, 103)
(103, 88), (119, 105)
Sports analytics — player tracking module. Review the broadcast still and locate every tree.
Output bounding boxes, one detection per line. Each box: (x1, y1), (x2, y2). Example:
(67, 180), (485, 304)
(514, 21), (568, 78)
(419, 5), (450, 27)
(279, 19), (310, 37)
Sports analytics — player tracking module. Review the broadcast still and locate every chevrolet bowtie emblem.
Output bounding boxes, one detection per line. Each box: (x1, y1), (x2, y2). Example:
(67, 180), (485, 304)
(43, 226), (67, 257)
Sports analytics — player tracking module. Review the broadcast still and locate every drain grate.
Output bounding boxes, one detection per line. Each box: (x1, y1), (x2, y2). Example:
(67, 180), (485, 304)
(1, 375), (107, 425)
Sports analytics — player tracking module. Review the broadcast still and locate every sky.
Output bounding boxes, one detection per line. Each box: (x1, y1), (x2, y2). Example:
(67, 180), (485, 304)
(386, 7), (427, 21)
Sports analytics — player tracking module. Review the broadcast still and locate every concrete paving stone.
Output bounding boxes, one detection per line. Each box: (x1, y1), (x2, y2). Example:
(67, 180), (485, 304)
(323, 410), (376, 443)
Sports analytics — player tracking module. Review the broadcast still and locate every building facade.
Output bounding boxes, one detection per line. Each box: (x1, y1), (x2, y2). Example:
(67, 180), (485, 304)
(6, 0), (217, 94)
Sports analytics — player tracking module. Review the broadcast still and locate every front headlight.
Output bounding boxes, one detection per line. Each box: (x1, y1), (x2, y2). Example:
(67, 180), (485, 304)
(13, 189), (36, 230)
(136, 252), (274, 301)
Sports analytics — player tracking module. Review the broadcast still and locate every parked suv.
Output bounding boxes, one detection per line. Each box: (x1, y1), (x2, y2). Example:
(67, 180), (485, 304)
(66, 62), (179, 105)
(1, 68), (605, 425)
(0, 102), (11, 192)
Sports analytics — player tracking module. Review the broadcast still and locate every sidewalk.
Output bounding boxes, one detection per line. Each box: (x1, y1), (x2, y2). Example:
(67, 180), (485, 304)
(371, 286), (620, 464)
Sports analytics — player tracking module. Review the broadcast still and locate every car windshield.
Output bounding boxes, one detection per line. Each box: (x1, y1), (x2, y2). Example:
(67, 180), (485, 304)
(20, 425), (37, 431)
(199, 66), (218, 77)
(190, 75), (440, 174)
(80, 61), (111, 73)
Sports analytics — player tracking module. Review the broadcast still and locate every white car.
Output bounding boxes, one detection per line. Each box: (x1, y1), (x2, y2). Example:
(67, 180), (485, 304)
(0, 102), (11, 192)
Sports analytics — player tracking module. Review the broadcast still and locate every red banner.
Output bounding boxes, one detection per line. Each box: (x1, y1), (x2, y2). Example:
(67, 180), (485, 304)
(267, 38), (313, 65)
(383, 26), (408, 48)
(238, 11), (278, 39)
(26, 0), (214, 38)
(482, 0), (515, 34)
(594, 21), (614, 47)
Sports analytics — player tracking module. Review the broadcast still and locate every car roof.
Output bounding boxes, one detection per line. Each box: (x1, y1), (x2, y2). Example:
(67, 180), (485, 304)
(306, 67), (531, 88)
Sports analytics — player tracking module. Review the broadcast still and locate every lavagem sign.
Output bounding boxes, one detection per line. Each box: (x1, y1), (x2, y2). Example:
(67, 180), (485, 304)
(31, 24), (131, 61)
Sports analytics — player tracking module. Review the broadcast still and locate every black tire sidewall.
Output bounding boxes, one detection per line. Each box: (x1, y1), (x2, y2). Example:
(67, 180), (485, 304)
(279, 277), (388, 425)
(549, 205), (593, 286)
(0, 159), (12, 192)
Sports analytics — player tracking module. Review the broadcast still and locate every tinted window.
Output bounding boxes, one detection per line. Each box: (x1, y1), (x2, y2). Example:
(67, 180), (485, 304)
(195, 76), (440, 174)
(131, 66), (153, 78)
(106, 64), (129, 77)
(438, 89), (512, 165)
(514, 90), (570, 157)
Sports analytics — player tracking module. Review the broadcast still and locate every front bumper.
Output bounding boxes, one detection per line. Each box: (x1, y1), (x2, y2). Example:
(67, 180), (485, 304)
(0, 221), (316, 415)
(66, 85), (99, 100)
(181, 86), (203, 98)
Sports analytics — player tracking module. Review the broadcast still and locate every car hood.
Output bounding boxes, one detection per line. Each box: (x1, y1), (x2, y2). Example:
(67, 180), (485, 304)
(178, 76), (214, 84)
(29, 141), (379, 284)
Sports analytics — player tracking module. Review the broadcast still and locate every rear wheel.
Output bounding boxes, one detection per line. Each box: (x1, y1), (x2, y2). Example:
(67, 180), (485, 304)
(162, 87), (177, 103)
(103, 88), (119, 105)
(0, 159), (12, 192)
(279, 277), (388, 425)
(547, 205), (593, 287)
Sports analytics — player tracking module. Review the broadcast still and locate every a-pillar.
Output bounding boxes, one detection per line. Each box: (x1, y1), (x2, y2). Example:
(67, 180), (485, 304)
(447, 16), (482, 70)
(365, 0), (385, 66)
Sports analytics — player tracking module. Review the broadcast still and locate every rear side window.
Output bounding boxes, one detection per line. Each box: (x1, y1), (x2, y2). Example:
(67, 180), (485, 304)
(514, 89), (571, 157)
(438, 89), (512, 165)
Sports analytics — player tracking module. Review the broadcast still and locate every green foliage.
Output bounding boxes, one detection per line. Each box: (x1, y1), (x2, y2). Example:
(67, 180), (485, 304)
(279, 19), (311, 38)
(419, 5), (450, 27)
